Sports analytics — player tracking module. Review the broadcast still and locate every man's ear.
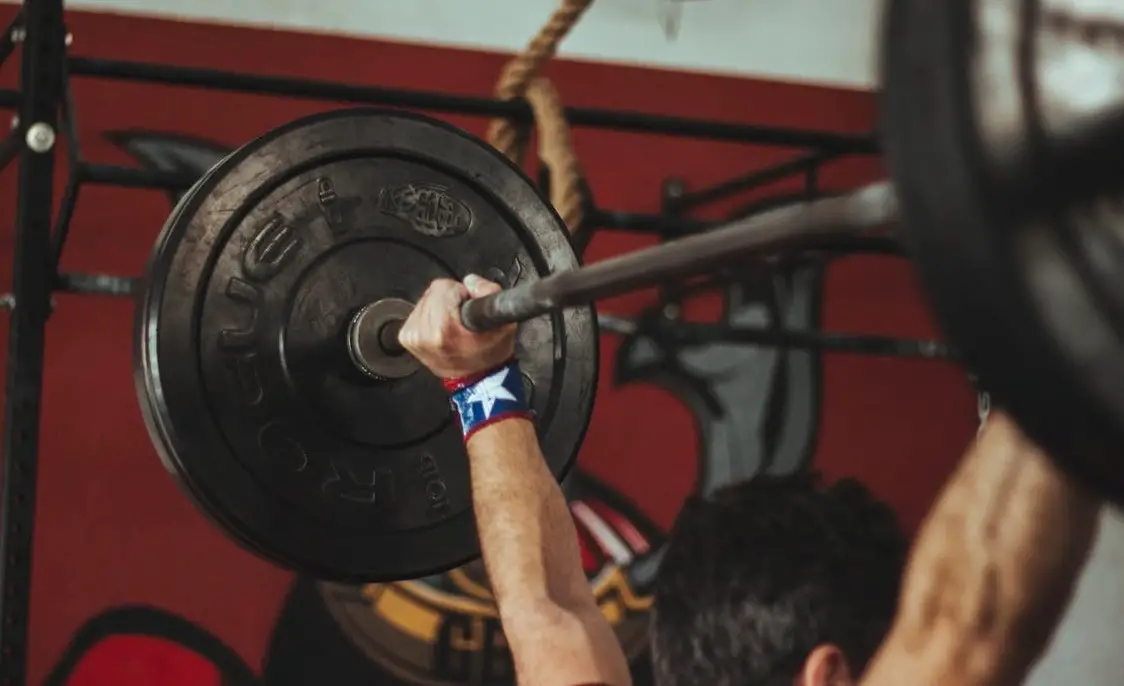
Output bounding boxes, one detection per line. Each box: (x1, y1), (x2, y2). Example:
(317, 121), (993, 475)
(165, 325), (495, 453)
(799, 643), (855, 686)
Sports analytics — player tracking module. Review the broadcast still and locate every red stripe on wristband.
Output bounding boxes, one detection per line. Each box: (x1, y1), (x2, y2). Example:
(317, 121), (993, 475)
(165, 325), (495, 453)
(441, 358), (517, 393)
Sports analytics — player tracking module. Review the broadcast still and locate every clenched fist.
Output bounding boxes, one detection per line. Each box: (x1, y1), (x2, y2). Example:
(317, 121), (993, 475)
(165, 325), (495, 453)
(398, 275), (517, 380)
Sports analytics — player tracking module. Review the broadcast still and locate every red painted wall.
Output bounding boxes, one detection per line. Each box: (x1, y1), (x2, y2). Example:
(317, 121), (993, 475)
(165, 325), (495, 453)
(0, 8), (975, 683)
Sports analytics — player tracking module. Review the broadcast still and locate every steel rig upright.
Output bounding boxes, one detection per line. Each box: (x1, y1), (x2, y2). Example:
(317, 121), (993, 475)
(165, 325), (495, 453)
(0, 0), (67, 683)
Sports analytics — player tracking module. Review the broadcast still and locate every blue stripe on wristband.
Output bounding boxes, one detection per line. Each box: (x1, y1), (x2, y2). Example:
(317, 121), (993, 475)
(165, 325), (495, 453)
(448, 361), (533, 441)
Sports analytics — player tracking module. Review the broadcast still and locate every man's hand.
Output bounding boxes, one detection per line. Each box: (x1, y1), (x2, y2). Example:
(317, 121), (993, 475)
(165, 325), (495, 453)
(398, 275), (514, 379)
(399, 276), (632, 686)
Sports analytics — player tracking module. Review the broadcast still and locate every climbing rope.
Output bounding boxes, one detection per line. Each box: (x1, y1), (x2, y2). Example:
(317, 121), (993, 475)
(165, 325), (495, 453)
(486, 0), (592, 235)
(523, 80), (586, 233)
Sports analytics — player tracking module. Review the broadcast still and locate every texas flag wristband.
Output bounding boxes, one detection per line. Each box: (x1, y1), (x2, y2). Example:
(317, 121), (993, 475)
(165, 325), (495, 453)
(443, 360), (533, 442)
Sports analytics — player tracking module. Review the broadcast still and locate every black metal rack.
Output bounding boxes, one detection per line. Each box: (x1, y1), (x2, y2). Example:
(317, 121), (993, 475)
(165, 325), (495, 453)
(0, 3), (920, 683)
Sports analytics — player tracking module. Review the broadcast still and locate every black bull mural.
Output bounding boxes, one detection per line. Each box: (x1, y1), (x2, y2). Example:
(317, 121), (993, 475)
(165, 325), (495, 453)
(44, 132), (826, 685)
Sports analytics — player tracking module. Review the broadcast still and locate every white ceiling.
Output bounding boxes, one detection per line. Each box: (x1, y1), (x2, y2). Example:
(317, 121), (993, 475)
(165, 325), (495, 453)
(13, 0), (884, 89)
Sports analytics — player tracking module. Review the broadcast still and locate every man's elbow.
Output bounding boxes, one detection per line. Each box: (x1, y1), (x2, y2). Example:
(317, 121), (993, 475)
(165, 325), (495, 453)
(497, 578), (601, 628)
(500, 600), (631, 686)
(498, 594), (593, 638)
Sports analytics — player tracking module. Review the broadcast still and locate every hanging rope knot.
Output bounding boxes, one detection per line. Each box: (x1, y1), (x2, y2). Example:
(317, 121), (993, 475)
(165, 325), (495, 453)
(486, 0), (593, 237)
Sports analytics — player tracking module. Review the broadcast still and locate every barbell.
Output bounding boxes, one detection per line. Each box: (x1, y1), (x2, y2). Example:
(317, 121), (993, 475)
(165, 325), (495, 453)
(133, 0), (1124, 582)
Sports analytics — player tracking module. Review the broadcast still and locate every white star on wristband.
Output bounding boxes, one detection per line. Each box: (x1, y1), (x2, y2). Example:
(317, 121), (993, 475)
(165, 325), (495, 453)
(462, 367), (518, 418)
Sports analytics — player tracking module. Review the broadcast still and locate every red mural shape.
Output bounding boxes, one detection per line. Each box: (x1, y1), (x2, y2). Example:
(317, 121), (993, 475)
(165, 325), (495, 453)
(42, 607), (256, 686)
(61, 638), (222, 686)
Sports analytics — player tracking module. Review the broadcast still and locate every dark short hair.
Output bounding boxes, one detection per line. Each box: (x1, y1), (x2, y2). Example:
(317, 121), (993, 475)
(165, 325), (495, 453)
(650, 472), (907, 686)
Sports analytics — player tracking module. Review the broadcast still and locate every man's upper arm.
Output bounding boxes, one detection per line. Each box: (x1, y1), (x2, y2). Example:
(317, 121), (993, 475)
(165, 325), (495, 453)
(861, 412), (1100, 686)
(501, 601), (633, 686)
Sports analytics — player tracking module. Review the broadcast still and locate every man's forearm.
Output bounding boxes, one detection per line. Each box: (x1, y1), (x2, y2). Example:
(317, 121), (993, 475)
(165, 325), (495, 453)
(862, 412), (1101, 686)
(466, 418), (591, 609)
(466, 419), (631, 685)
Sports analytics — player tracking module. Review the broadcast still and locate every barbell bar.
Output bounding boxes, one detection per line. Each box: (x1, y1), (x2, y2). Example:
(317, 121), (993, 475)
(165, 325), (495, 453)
(361, 183), (897, 370)
(459, 183), (898, 331)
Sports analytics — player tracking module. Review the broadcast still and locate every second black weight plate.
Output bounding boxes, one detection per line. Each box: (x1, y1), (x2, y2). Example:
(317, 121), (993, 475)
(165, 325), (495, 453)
(134, 109), (599, 582)
(881, 0), (1124, 505)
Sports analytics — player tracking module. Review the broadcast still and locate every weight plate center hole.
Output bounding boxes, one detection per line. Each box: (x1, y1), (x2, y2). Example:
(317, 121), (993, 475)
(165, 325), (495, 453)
(348, 297), (419, 381)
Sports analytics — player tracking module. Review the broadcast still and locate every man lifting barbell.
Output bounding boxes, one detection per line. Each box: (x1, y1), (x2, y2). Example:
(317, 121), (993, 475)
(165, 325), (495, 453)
(132, 104), (1115, 685)
(398, 274), (1101, 686)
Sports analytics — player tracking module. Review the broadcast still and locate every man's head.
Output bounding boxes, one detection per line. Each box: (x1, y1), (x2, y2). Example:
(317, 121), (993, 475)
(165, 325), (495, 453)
(650, 472), (907, 686)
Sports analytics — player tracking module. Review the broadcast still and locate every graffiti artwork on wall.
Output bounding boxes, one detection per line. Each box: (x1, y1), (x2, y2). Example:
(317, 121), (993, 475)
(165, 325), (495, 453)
(615, 264), (824, 492)
(43, 131), (824, 685)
